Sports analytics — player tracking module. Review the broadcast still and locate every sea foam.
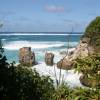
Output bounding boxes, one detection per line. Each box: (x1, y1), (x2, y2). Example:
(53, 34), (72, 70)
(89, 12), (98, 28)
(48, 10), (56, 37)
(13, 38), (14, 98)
(3, 41), (64, 50)
(3, 41), (78, 50)
(32, 62), (83, 87)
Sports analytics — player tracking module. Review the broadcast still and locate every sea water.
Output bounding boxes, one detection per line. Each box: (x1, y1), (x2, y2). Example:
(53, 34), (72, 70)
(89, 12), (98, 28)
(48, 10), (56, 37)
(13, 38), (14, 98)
(0, 32), (83, 87)
(0, 32), (82, 63)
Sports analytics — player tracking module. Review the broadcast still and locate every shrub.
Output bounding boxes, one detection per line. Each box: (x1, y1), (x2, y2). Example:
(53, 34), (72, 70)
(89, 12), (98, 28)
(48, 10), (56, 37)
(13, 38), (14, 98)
(84, 16), (100, 47)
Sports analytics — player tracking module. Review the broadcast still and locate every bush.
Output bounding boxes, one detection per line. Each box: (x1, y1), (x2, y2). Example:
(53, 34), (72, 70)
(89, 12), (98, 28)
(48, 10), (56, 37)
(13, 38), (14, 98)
(0, 64), (55, 100)
(84, 16), (100, 47)
(74, 54), (100, 88)
(52, 84), (100, 100)
(85, 16), (100, 35)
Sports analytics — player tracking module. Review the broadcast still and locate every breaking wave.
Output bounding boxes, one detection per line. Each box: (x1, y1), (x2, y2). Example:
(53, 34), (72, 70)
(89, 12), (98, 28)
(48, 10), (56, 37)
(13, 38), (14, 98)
(3, 41), (78, 50)
(0, 33), (83, 36)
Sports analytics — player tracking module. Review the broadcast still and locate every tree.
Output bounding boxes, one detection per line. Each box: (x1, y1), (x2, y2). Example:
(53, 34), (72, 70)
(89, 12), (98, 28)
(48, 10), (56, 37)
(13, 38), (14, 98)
(85, 16), (100, 35)
(85, 16), (100, 47)
(0, 40), (9, 100)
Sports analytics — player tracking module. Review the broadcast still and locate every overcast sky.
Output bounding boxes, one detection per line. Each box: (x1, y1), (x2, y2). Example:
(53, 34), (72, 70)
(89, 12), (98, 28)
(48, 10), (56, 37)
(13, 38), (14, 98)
(0, 0), (100, 32)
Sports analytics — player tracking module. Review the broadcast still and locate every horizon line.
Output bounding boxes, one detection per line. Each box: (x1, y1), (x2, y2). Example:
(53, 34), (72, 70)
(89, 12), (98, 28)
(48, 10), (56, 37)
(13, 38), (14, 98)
(0, 31), (84, 33)
(0, 33), (83, 36)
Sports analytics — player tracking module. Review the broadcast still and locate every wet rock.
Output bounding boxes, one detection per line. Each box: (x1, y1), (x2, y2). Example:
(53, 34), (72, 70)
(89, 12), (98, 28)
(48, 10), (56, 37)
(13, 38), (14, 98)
(45, 53), (54, 66)
(19, 47), (36, 66)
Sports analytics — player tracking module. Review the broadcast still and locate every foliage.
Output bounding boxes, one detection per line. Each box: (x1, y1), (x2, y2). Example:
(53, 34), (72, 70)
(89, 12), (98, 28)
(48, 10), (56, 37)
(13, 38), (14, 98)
(84, 16), (100, 47)
(71, 87), (100, 100)
(0, 64), (55, 100)
(85, 16), (100, 35)
(74, 54), (100, 89)
(53, 84), (73, 100)
(53, 84), (100, 100)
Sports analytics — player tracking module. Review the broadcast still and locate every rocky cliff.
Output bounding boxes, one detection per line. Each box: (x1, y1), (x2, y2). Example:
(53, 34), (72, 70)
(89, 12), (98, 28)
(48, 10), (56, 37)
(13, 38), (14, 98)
(57, 17), (100, 69)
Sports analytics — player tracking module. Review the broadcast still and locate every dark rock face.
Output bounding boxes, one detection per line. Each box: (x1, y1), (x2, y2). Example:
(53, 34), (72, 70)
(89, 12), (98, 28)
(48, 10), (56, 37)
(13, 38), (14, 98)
(19, 47), (35, 66)
(45, 53), (54, 66)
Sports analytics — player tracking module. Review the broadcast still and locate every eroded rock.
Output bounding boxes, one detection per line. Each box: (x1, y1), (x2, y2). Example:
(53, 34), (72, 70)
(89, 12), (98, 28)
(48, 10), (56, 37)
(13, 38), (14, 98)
(19, 47), (36, 66)
(45, 53), (54, 66)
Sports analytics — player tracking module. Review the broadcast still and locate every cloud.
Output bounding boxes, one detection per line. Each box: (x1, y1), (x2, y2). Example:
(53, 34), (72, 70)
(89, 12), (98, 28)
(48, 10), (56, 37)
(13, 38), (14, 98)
(45, 5), (65, 13)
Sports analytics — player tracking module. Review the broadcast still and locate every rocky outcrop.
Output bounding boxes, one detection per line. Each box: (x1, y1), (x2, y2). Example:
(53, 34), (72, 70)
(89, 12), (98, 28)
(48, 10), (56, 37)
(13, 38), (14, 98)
(57, 58), (73, 70)
(57, 37), (95, 69)
(45, 53), (54, 66)
(19, 47), (36, 66)
(69, 37), (94, 60)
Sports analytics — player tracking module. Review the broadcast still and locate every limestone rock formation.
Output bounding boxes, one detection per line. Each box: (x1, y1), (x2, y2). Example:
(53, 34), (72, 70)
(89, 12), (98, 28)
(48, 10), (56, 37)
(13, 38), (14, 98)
(45, 53), (54, 66)
(57, 37), (95, 69)
(69, 37), (94, 60)
(19, 47), (36, 66)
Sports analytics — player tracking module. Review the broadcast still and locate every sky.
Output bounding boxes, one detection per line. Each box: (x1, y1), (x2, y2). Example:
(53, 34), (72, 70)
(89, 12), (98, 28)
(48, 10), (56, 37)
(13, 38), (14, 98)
(0, 0), (100, 32)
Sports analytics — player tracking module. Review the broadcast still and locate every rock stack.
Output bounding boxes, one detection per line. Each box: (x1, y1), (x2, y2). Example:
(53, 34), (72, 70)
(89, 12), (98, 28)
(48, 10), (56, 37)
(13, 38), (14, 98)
(45, 53), (54, 66)
(19, 47), (35, 66)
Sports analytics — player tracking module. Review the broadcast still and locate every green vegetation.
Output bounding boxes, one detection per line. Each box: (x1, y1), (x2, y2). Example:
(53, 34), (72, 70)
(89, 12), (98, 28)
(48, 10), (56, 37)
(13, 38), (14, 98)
(74, 55), (100, 87)
(52, 84), (100, 100)
(85, 16), (100, 35)
(85, 16), (100, 48)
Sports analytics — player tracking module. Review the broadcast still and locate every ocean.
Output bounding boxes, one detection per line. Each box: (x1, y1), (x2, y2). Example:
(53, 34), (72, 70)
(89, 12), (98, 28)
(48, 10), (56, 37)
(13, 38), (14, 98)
(0, 32), (82, 63)
(0, 32), (83, 87)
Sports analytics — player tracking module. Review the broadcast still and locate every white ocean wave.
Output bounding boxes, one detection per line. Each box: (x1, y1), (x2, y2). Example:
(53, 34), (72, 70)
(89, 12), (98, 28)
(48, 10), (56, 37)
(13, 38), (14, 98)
(3, 41), (64, 50)
(1, 38), (6, 41)
(3, 41), (78, 50)
(4, 41), (77, 50)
